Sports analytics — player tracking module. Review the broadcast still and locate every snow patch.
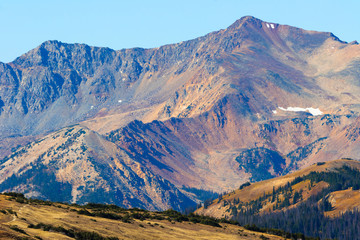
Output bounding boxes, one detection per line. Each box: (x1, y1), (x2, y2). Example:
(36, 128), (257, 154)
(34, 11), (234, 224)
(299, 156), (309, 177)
(306, 108), (323, 116)
(270, 23), (275, 29)
(278, 107), (323, 116)
(118, 99), (122, 103)
(272, 110), (277, 114)
(90, 105), (94, 109)
(266, 23), (270, 28)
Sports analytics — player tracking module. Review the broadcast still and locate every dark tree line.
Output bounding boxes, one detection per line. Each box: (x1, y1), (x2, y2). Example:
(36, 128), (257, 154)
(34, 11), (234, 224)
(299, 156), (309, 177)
(236, 197), (360, 239)
(232, 166), (360, 239)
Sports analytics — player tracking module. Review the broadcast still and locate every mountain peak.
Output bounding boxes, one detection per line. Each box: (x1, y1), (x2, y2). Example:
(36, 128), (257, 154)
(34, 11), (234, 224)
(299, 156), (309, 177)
(239, 15), (263, 23)
(40, 39), (63, 46)
(227, 15), (264, 30)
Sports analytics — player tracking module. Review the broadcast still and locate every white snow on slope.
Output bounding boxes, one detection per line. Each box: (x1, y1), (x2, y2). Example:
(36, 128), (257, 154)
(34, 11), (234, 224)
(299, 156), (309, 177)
(266, 23), (270, 28)
(270, 23), (275, 29)
(278, 107), (323, 116)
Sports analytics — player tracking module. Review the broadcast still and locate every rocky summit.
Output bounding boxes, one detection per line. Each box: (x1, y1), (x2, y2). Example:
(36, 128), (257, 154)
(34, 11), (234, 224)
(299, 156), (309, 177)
(1, 16), (360, 211)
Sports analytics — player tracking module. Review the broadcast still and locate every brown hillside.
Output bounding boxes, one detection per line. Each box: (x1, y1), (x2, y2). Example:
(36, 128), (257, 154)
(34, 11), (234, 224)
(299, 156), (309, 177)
(196, 159), (360, 219)
(0, 194), (284, 240)
(0, 125), (195, 212)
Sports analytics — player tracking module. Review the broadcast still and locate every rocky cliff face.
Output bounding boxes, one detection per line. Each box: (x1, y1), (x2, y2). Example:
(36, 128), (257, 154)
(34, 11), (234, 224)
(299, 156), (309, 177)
(1, 16), (360, 210)
(2, 16), (356, 137)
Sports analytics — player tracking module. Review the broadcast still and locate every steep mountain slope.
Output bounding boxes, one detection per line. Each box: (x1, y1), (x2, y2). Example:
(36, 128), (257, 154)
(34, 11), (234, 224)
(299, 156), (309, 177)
(0, 125), (194, 211)
(1, 16), (360, 210)
(106, 113), (351, 190)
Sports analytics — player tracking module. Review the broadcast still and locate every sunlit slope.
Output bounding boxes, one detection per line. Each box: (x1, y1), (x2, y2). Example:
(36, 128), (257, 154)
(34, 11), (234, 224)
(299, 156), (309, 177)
(197, 159), (360, 219)
(0, 194), (284, 240)
(0, 125), (194, 211)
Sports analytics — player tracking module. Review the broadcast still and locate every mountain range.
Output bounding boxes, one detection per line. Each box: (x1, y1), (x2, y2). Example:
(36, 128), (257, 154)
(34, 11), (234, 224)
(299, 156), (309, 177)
(1, 16), (360, 211)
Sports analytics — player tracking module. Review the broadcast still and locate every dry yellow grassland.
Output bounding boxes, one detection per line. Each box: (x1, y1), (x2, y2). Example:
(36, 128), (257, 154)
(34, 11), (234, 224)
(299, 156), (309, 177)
(0, 195), (284, 240)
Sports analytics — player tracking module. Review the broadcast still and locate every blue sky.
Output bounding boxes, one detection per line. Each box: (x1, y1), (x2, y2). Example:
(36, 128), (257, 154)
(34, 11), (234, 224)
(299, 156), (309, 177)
(0, 0), (359, 63)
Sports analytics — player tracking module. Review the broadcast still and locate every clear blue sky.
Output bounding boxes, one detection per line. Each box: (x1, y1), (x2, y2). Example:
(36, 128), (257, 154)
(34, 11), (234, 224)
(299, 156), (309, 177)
(0, 0), (359, 63)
